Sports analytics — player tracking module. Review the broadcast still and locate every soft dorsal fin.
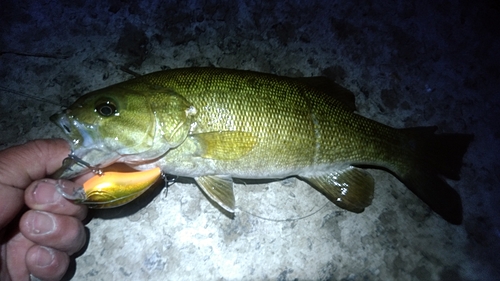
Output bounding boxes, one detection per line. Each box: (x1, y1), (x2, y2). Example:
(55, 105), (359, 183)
(195, 175), (235, 213)
(302, 167), (374, 213)
(191, 131), (257, 160)
(296, 76), (357, 112)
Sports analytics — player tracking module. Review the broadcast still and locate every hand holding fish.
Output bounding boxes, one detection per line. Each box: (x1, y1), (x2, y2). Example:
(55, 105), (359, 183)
(0, 139), (87, 281)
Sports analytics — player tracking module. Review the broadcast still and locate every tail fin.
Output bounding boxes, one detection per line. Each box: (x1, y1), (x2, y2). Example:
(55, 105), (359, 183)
(398, 127), (473, 225)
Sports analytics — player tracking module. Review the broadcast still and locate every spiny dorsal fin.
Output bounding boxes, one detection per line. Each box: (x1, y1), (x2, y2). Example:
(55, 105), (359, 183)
(195, 175), (235, 213)
(191, 131), (257, 160)
(302, 167), (374, 213)
(296, 76), (357, 112)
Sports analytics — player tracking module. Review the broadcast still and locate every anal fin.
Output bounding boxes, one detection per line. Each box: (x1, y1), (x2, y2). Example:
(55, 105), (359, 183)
(195, 175), (235, 214)
(303, 167), (374, 213)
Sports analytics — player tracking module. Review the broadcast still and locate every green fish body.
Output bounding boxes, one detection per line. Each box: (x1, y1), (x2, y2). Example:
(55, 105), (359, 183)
(51, 67), (473, 224)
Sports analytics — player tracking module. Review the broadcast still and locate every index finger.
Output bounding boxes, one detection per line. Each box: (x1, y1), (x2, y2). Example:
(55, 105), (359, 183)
(0, 139), (70, 229)
(0, 139), (70, 189)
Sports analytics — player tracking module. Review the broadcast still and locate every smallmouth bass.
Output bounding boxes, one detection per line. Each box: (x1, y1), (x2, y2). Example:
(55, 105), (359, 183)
(51, 67), (473, 224)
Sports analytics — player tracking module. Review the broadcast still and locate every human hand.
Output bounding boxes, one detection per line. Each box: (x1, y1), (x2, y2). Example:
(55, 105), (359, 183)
(0, 139), (88, 281)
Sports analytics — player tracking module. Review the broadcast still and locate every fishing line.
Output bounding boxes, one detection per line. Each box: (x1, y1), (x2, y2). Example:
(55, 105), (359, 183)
(0, 50), (71, 59)
(235, 181), (330, 222)
(0, 86), (60, 105)
(0, 63), (139, 107)
(237, 202), (330, 222)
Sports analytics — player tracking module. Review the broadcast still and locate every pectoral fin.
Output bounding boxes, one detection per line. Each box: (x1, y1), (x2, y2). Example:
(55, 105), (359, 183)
(191, 131), (257, 160)
(195, 175), (235, 213)
(303, 167), (374, 213)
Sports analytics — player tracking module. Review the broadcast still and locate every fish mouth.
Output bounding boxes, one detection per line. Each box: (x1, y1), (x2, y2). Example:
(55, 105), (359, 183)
(50, 111), (118, 178)
(50, 111), (95, 149)
(50, 110), (163, 179)
(50, 112), (72, 134)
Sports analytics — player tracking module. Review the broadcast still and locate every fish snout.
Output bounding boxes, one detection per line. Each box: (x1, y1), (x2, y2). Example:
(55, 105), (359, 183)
(50, 110), (73, 134)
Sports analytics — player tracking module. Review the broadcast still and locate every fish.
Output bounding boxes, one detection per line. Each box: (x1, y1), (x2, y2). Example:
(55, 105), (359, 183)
(50, 67), (473, 224)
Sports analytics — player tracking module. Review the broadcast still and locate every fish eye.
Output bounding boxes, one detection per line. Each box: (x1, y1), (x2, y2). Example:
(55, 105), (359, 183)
(95, 100), (118, 117)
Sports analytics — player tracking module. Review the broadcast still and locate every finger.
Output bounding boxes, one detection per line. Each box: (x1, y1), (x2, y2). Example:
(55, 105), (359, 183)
(0, 139), (69, 229)
(19, 211), (87, 255)
(25, 179), (88, 221)
(5, 231), (33, 281)
(0, 139), (70, 189)
(26, 245), (69, 281)
(0, 186), (23, 229)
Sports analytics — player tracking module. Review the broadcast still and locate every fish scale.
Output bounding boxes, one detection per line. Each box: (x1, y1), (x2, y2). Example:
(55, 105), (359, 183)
(140, 69), (320, 170)
(138, 68), (396, 170)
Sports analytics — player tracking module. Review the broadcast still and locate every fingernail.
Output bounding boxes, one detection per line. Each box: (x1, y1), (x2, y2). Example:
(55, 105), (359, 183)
(29, 211), (55, 235)
(33, 180), (62, 205)
(34, 246), (55, 268)
(55, 179), (86, 201)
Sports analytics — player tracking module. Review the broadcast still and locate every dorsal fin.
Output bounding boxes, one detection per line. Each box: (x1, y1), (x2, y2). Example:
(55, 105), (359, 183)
(296, 76), (357, 112)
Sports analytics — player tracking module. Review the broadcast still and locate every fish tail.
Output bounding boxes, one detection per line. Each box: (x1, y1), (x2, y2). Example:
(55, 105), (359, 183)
(396, 126), (473, 224)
